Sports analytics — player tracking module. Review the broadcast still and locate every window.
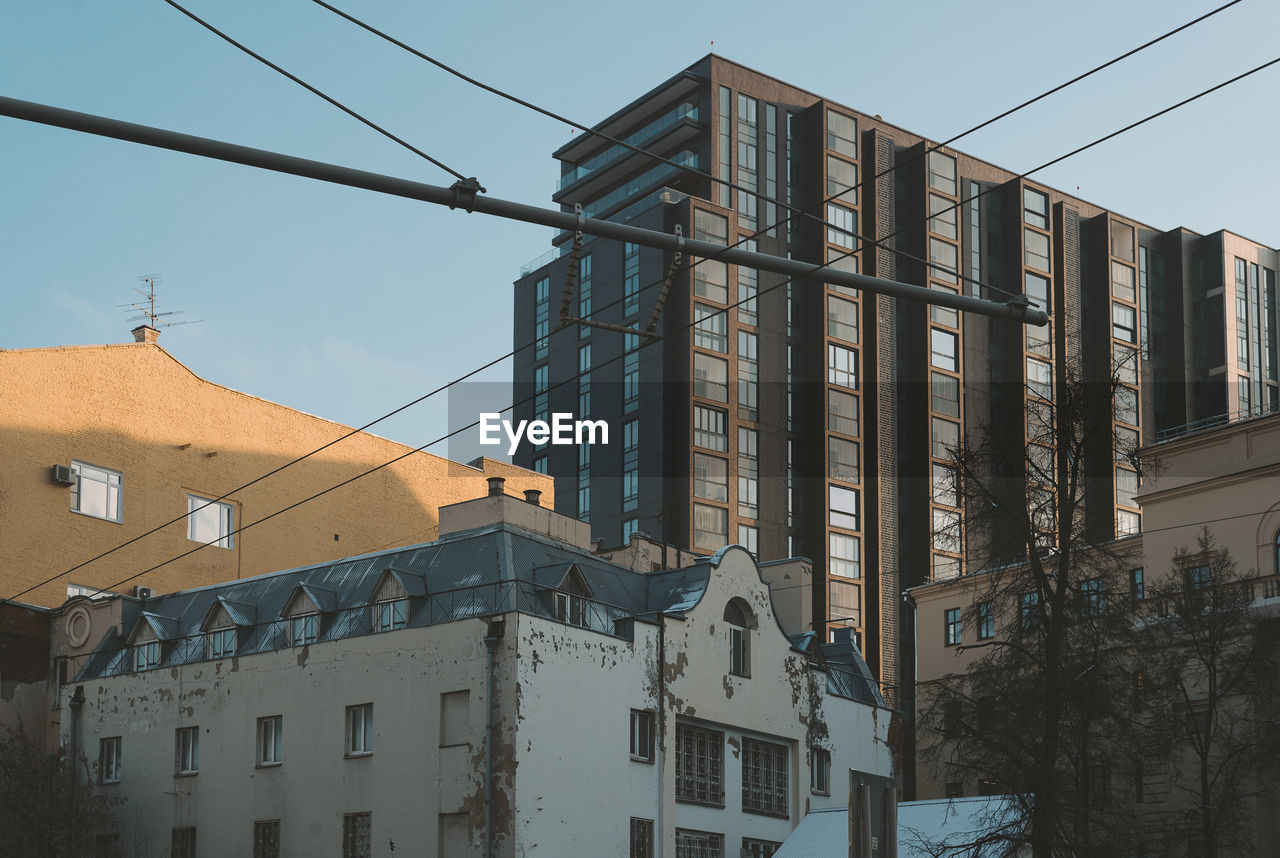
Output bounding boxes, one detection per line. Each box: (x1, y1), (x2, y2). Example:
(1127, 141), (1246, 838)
(622, 518), (639, 544)
(171, 828), (197, 858)
(1131, 567), (1144, 601)
(258, 715), (282, 766)
(1113, 303), (1136, 343)
(187, 495), (234, 549)
(175, 726), (199, 775)
(694, 454), (728, 503)
(346, 704), (373, 756)
(99, 736), (121, 784)
(929, 194), (958, 239)
(725, 600), (751, 677)
(945, 608), (962, 646)
(693, 353), (728, 402)
(1116, 467), (1138, 508)
(553, 590), (586, 627)
(830, 533), (861, 578)
(827, 156), (857, 203)
(1111, 261), (1136, 302)
(1189, 564), (1211, 590)
(931, 371), (960, 417)
(829, 579), (860, 626)
(742, 738), (788, 816)
(932, 418), (959, 459)
(1020, 592), (1040, 630)
(342, 813), (372, 858)
(440, 690), (470, 747)
(1023, 187), (1049, 229)
(931, 329), (958, 371)
(630, 710), (655, 762)
(742, 839), (782, 858)
(693, 504), (728, 552)
(253, 820), (280, 858)
(207, 626), (236, 660)
(826, 109), (857, 158)
(929, 238), (958, 284)
(1024, 229), (1050, 272)
(693, 258), (728, 303)
(1025, 271), (1050, 312)
(1081, 578), (1105, 616)
(693, 405), (727, 451)
(694, 304), (728, 353)
(927, 151), (956, 196)
(828, 344), (858, 388)
(70, 461), (122, 522)
(134, 640), (160, 671)
(676, 829), (723, 858)
(977, 601), (994, 640)
(630, 818), (655, 858)
(827, 295), (858, 342)
(810, 747), (831, 794)
(826, 203), (857, 249)
(675, 723), (724, 806)
(829, 485), (859, 530)
(374, 599), (408, 632)
(1027, 358), (1052, 400)
(738, 525), (758, 555)
(291, 613), (318, 646)
(828, 389), (859, 436)
(828, 437), (859, 483)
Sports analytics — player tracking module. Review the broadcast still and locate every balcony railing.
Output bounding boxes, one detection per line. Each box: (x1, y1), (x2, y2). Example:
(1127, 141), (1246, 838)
(1155, 401), (1280, 443)
(555, 102), (699, 193)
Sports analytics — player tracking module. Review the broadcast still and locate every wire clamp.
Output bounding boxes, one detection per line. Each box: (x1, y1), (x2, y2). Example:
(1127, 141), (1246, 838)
(673, 224), (684, 267)
(449, 177), (486, 212)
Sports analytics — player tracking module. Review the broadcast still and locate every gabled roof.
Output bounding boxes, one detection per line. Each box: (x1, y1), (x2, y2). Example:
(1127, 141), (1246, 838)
(201, 597), (256, 630)
(370, 568), (427, 601)
(531, 562), (592, 596)
(285, 583), (337, 615)
(127, 612), (179, 644)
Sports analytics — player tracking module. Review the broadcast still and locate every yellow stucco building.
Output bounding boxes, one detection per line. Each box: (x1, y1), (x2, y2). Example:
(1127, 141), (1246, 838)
(0, 328), (552, 607)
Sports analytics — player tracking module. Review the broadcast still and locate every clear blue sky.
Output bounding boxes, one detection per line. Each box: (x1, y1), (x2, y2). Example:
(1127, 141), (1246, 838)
(3, 0), (1277, 459)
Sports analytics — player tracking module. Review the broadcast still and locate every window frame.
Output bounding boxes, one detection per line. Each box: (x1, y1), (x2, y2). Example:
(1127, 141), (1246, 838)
(253, 819), (281, 858)
(345, 704), (374, 757)
(342, 812), (372, 858)
(675, 723), (725, 807)
(70, 460), (123, 523)
(741, 737), (789, 817)
(944, 608), (962, 646)
(257, 715), (283, 767)
(99, 736), (122, 784)
(630, 709), (655, 763)
(187, 494), (234, 549)
(809, 746), (831, 795)
(207, 626), (236, 660)
(175, 726), (199, 776)
(373, 598), (408, 633)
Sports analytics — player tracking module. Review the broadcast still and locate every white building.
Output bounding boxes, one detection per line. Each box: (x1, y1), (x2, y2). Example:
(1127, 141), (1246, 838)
(52, 488), (896, 857)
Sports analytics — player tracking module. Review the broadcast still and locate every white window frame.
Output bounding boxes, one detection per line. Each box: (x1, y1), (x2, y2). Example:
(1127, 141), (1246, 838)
(291, 613), (318, 647)
(70, 460), (122, 522)
(810, 747), (831, 795)
(373, 598), (408, 632)
(258, 715), (283, 766)
(630, 709), (655, 763)
(207, 627), (236, 660)
(175, 726), (199, 775)
(187, 494), (234, 549)
(134, 640), (161, 672)
(346, 704), (373, 756)
(741, 737), (789, 817)
(100, 736), (122, 784)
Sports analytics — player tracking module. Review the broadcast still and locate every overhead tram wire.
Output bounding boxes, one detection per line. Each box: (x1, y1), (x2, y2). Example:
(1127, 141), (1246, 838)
(308, 0), (1247, 304)
(2, 37), (1273, 610)
(162, 0), (471, 184)
(10, 48), (1280, 612)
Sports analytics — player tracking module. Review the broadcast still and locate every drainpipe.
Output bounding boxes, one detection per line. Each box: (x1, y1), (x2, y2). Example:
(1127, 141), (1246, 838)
(656, 614), (666, 858)
(483, 617), (505, 858)
(68, 685), (85, 788)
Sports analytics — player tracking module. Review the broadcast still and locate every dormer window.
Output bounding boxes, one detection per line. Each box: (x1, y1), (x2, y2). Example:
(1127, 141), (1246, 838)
(134, 640), (161, 671)
(369, 570), (422, 633)
(541, 564), (593, 629)
(374, 599), (408, 632)
(554, 592), (586, 627)
(207, 627), (236, 660)
(724, 599), (754, 678)
(292, 614), (318, 646)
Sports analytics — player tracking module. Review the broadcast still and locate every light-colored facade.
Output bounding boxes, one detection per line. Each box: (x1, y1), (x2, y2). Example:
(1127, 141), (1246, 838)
(0, 331), (551, 607)
(909, 410), (1280, 848)
(47, 492), (895, 857)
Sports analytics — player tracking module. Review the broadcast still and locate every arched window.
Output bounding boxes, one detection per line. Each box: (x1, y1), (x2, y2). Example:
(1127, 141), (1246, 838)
(724, 599), (752, 677)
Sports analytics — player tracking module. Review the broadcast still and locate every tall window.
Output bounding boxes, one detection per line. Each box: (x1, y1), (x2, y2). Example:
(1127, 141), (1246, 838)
(693, 353), (729, 402)
(1081, 578), (1105, 616)
(187, 495), (234, 548)
(623, 243), (640, 317)
(693, 406), (727, 452)
(374, 598), (408, 632)
(630, 818), (655, 858)
(99, 737), (122, 784)
(134, 640), (161, 672)
(945, 608), (962, 646)
(630, 710), (654, 763)
(1020, 592), (1040, 630)
(741, 738), (788, 816)
(1131, 567), (1145, 602)
(676, 830), (724, 858)
(977, 601), (994, 640)
(207, 626), (236, 660)
(258, 716), (283, 766)
(534, 276), (549, 359)
(675, 723), (724, 806)
(693, 504), (727, 551)
(171, 828), (197, 858)
(342, 813), (372, 858)
(810, 747), (831, 795)
(694, 454), (728, 503)
(828, 344), (858, 388)
(346, 704), (373, 756)
(291, 613), (318, 647)
(175, 726), (199, 775)
(725, 601), (750, 677)
(253, 820), (281, 858)
(70, 461), (122, 522)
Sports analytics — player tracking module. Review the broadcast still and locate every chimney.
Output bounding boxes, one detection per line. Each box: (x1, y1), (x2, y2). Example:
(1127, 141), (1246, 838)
(131, 324), (160, 344)
(487, 477), (506, 497)
(524, 489), (542, 507)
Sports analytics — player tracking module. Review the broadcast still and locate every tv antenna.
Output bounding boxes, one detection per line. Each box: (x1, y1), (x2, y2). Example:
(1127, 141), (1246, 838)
(119, 275), (202, 330)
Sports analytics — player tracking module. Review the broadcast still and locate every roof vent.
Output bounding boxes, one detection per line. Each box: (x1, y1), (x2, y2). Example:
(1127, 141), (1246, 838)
(524, 489), (542, 506)
(487, 477), (506, 497)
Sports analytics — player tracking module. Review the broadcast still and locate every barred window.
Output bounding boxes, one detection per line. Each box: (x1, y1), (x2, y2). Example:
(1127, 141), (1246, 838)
(675, 723), (724, 806)
(743, 838), (783, 858)
(630, 818), (654, 858)
(676, 829), (723, 858)
(253, 820), (280, 858)
(742, 738), (789, 816)
(171, 828), (197, 858)
(342, 812), (371, 858)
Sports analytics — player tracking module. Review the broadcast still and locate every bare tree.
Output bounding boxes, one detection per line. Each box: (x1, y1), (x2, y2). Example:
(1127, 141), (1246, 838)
(919, 367), (1143, 858)
(1137, 532), (1280, 857)
(0, 726), (119, 857)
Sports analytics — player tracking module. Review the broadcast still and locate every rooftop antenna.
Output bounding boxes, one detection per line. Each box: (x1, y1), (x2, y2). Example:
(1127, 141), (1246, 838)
(118, 275), (202, 333)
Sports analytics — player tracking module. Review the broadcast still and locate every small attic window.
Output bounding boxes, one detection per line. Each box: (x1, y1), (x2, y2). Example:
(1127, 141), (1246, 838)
(551, 565), (592, 629)
(371, 573), (411, 633)
(207, 627), (236, 660)
(291, 614), (318, 646)
(724, 599), (754, 678)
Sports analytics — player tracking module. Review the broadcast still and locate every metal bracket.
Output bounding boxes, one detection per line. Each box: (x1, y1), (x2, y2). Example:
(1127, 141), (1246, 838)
(448, 176), (486, 212)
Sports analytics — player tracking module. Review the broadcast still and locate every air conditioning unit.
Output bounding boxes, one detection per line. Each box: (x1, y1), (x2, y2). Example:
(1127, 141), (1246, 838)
(134, 586), (154, 600)
(51, 464), (75, 486)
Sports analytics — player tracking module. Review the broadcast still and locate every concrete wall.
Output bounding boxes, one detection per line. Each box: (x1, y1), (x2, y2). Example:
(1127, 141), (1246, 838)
(0, 343), (551, 606)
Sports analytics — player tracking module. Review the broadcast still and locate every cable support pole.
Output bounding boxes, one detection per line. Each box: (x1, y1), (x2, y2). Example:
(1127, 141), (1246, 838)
(0, 94), (1047, 327)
